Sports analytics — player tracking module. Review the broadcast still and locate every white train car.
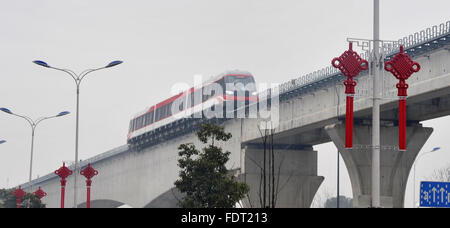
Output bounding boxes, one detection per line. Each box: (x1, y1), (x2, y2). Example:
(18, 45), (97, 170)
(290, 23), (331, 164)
(127, 70), (257, 143)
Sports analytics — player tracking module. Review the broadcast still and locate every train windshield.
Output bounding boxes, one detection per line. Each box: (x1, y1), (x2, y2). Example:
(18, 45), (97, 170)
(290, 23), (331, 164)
(225, 75), (254, 85)
(224, 75), (256, 92)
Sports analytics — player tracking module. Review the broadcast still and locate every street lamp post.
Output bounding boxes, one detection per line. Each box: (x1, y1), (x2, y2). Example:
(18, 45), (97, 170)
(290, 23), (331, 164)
(33, 60), (122, 208)
(413, 147), (441, 207)
(337, 150), (340, 208)
(371, 0), (381, 208)
(0, 108), (70, 187)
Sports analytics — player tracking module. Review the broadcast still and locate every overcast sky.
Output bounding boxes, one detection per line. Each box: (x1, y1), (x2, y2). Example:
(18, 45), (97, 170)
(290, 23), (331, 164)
(1, 0), (449, 208)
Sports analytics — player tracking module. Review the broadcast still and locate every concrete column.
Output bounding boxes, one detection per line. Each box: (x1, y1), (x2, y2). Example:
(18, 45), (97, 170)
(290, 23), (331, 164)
(242, 145), (324, 208)
(325, 123), (433, 208)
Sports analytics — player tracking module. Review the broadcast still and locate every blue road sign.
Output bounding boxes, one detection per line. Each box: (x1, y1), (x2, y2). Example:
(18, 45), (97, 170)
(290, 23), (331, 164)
(420, 181), (450, 208)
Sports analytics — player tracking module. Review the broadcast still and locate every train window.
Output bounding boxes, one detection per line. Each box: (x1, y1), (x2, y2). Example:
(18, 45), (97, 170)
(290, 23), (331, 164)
(194, 90), (202, 106)
(187, 93), (192, 107)
(139, 116), (144, 129)
(136, 116), (142, 129)
(203, 91), (208, 102)
(225, 75), (255, 87)
(143, 113), (148, 126)
(134, 117), (139, 130)
(149, 111), (154, 124)
(167, 102), (173, 117)
(156, 105), (170, 121)
(155, 109), (161, 122)
(160, 106), (167, 119)
(167, 103), (172, 116)
(144, 113), (149, 126)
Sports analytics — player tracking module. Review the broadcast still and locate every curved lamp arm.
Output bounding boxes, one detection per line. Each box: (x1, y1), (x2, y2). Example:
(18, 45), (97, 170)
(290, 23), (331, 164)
(79, 67), (105, 82)
(0, 108), (70, 130)
(33, 60), (123, 85)
(0, 108), (34, 128)
(35, 111), (70, 127)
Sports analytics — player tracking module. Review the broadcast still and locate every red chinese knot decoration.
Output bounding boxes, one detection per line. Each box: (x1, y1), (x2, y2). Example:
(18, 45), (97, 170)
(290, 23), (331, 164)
(55, 162), (73, 181)
(332, 42), (369, 75)
(33, 186), (47, 201)
(54, 162), (72, 208)
(80, 163), (98, 208)
(332, 43), (369, 148)
(80, 163), (98, 181)
(12, 186), (26, 208)
(384, 46), (420, 151)
(384, 46), (420, 97)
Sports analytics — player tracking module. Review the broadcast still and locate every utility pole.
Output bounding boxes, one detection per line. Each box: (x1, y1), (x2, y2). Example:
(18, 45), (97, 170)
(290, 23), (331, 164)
(371, 0), (381, 208)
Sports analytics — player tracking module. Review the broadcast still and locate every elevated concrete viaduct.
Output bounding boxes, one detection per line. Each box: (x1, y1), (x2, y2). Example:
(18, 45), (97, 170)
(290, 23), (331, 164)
(19, 21), (450, 208)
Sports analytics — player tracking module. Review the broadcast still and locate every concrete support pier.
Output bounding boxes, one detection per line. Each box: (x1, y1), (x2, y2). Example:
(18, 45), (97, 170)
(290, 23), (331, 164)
(242, 145), (324, 208)
(325, 122), (433, 208)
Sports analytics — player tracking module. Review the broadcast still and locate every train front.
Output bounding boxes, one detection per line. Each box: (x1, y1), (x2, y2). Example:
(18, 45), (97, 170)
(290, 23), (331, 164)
(222, 73), (258, 118)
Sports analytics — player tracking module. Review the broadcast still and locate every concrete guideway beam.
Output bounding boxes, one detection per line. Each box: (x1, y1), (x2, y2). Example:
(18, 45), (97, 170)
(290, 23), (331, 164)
(325, 123), (433, 208)
(241, 145), (324, 208)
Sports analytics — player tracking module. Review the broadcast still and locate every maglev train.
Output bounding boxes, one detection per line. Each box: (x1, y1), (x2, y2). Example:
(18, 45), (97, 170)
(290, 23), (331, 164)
(127, 70), (258, 143)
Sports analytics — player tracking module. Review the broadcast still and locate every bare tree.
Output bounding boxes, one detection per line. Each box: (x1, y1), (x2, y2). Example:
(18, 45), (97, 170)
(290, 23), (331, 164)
(311, 187), (334, 208)
(429, 163), (450, 182)
(242, 125), (293, 208)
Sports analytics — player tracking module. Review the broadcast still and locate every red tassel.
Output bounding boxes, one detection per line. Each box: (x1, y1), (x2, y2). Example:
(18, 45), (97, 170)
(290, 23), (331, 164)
(399, 99), (406, 151)
(346, 96), (354, 149)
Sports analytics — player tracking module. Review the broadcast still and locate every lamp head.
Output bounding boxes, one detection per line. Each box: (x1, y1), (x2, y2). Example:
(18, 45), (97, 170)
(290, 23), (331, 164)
(33, 60), (50, 68)
(431, 147), (441, 152)
(0, 107), (12, 114)
(57, 111), (70, 117)
(105, 60), (123, 68)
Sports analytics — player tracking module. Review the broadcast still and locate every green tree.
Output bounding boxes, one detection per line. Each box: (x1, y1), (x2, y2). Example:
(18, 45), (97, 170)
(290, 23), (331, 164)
(174, 123), (249, 208)
(0, 188), (45, 208)
(0, 189), (16, 208)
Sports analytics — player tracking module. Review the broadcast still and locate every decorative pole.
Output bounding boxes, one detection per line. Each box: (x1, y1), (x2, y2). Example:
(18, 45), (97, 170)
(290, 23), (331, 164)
(54, 162), (73, 208)
(384, 45), (420, 150)
(80, 163), (98, 208)
(33, 186), (47, 202)
(332, 42), (369, 148)
(12, 186), (26, 208)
